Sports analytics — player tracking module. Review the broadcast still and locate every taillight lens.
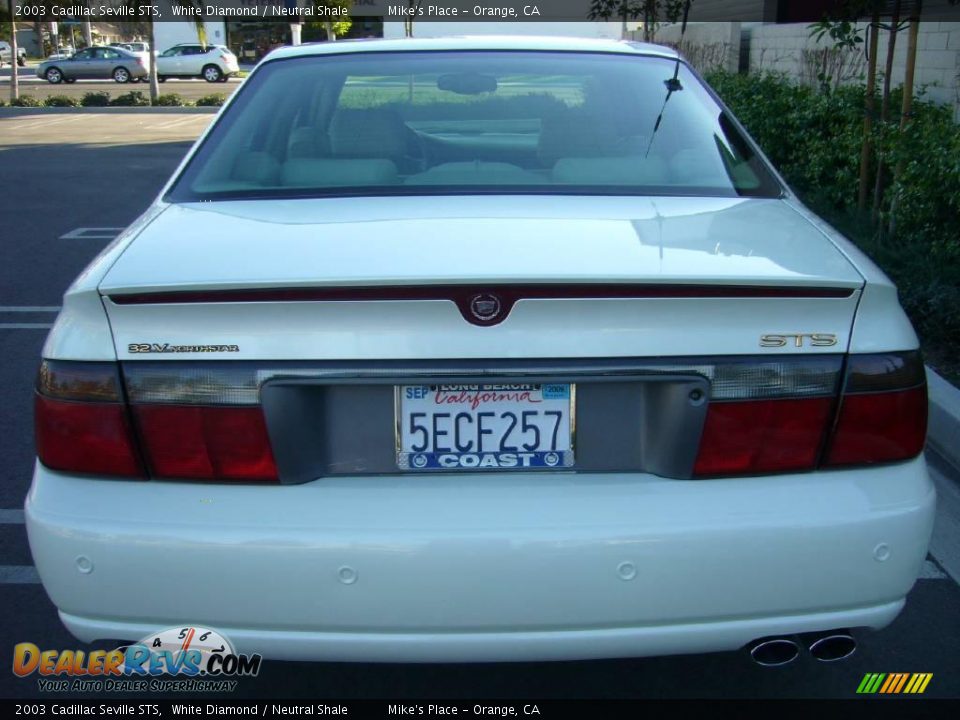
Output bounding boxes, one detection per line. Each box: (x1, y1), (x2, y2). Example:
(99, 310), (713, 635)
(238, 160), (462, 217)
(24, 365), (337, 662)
(693, 350), (927, 477)
(824, 352), (927, 467)
(123, 363), (278, 483)
(35, 361), (144, 477)
(692, 356), (842, 477)
(36, 360), (277, 483)
(134, 405), (277, 482)
(694, 397), (833, 476)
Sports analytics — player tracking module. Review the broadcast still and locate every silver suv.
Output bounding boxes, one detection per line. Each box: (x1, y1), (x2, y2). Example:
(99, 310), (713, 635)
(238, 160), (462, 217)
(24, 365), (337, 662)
(156, 43), (239, 83)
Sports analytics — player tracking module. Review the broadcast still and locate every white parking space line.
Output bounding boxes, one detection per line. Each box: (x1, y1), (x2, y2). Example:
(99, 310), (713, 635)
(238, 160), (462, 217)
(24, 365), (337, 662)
(0, 323), (52, 329)
(59, 227), (124, 240)
(0, 566), (41, 584)
(152, 116), (203, 130)
(0, 306), (60, 312)
(11, 116), (85, 131)
(920, 560), (948, 579)
(0, 509), (25, 524)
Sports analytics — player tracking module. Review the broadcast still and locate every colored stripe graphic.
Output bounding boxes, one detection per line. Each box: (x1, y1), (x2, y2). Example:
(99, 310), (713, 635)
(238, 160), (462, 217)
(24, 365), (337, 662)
(858, 673), (932, 694)
(893, 673), (910, 693)
(879, 674), (896, 693)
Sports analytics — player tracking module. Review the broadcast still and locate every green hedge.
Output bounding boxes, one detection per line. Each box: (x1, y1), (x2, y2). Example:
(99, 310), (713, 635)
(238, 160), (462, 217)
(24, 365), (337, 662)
(156, 93), (187, 107)
(80, 91), (111, 107)
(10, 95), (41, 107)
(109, 91), (150, 107)
(706, 70), (960, 378)
(44, 95), (79, 107)
(195, 93), (226, 107)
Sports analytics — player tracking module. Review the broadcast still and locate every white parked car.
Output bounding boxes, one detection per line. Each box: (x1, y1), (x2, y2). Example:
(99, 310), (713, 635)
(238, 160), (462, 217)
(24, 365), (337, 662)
(155, 43), (238, 82)
(27, 37), (934, 666)
(0, 40), (27, 66)
(110, 42), (152, 68)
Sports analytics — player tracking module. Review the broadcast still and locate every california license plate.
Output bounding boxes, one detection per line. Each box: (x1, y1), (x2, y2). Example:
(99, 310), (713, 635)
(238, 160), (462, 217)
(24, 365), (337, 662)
(397, 384), (575, 471)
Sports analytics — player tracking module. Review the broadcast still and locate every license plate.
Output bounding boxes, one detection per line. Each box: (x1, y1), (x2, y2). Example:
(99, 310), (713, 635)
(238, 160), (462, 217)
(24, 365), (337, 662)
(397, 384), (575, 471)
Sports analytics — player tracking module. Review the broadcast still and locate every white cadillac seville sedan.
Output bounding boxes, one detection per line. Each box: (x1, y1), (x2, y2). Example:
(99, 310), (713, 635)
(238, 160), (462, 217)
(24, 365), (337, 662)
(27, 37), (935, 665)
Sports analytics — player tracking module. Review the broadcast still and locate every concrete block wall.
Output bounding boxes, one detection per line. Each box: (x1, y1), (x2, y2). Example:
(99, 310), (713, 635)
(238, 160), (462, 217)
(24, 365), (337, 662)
(745, 21), (960, 121)
(650, 21), (960, 122)
(650, 22), (742, 73)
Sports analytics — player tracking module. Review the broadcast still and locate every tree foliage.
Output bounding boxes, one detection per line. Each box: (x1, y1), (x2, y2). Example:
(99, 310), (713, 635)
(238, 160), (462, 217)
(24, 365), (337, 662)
(308, 1), (353, 41)
(588, 0), (688, 39)
(707, 70), (960, 370)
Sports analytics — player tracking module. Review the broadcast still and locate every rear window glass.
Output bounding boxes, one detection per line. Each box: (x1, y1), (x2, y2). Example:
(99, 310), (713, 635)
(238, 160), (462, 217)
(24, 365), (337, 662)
(166, 50), (781, 201)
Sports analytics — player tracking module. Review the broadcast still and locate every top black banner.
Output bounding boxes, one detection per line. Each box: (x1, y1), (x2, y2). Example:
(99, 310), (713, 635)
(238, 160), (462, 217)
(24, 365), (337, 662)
(10, 0), (960, 24)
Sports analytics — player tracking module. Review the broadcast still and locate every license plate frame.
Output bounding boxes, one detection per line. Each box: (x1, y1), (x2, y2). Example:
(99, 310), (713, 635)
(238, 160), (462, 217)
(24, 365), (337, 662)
(395, 383), (576, 471)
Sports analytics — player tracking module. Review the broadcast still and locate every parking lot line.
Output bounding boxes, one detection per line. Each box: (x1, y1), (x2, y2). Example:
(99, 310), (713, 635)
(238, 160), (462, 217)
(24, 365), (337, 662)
(0, 565), (40, 584)
(0, 323), (52, 329)
(920, 559), (948, 579)
(10, 116), (85, 131)
(152, 116), (205, 130)
(59, 227), (124, 240)
(0, 509), (25, 524)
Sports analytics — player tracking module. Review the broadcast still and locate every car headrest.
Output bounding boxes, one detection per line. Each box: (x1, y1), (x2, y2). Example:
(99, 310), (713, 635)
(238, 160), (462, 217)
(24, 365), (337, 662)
(538, 112), (649, 167)
(329, 109), (407, 162)
(288, 126), (331, 159)
(232, 151), (281, 185)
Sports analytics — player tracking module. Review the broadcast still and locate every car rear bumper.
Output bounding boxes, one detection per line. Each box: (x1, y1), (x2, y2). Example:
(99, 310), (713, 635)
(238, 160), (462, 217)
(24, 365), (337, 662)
(26, 457), (935, 662)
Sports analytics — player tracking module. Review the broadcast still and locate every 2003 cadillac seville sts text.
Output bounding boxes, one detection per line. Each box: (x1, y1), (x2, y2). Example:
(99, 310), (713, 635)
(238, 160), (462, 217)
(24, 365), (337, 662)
(26, 37), (935, 665)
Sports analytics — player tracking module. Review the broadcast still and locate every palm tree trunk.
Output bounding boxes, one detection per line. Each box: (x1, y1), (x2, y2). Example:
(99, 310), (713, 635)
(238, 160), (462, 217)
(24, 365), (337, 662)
(858, 12), (880, 210)
(872, 0), (902, 224)
(888, 2), (922, 237)
(10, 6), (19, 103)
(147, 20), (159, 104)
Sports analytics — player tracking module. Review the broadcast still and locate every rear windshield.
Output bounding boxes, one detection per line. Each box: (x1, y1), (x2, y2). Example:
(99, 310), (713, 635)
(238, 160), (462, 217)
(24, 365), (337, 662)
(166, 50), (781, 202)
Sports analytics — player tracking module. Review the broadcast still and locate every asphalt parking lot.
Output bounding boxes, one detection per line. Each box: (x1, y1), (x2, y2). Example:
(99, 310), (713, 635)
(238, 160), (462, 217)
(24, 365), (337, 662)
(0, 114), (958, 701)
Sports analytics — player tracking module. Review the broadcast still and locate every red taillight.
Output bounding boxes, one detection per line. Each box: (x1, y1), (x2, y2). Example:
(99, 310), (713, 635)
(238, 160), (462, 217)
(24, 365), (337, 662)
(693, 351), (927, 477)
(134, 404), (278, 482)
(35, 362), (144, 478)
(694, 397), (833, 477)
(36, 360), (277, 483)
(824, 352), (927, 467)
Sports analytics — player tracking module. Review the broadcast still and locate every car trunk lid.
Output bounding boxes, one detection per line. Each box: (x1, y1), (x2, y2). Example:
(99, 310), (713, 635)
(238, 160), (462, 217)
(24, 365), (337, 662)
(99, 195), (863, 360)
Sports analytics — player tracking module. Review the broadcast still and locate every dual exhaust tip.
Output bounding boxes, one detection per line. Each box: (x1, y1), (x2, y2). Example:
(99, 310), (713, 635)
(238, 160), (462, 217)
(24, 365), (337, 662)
(749, 630), (857, 666)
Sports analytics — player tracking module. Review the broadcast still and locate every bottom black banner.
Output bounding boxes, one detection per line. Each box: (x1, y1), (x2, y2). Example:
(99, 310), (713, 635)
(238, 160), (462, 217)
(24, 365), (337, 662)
(2, 699), (958, 720)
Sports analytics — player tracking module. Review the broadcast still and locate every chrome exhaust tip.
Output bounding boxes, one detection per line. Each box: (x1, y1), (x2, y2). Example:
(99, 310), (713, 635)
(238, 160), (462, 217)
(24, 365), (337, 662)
(808, 631), (857, 662)
(748, 637), (800, 667)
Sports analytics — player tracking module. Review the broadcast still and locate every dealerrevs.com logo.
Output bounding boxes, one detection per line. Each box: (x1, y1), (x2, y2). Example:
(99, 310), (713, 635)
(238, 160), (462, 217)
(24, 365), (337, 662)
(13, 626), (262, 693)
